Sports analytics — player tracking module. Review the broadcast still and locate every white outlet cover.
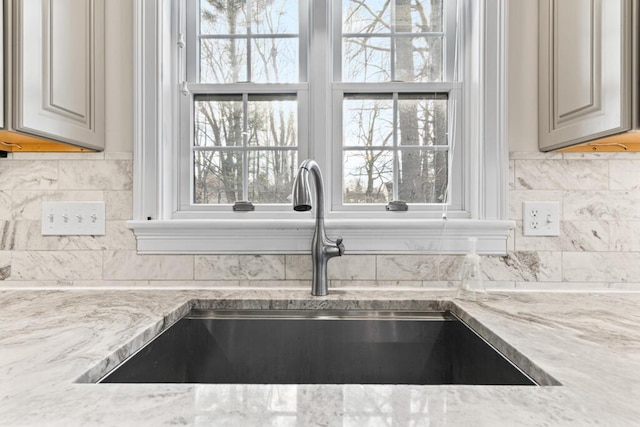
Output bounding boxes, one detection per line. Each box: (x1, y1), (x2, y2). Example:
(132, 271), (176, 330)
(42, 201), (106, 236)
(522, 201), (560, 236)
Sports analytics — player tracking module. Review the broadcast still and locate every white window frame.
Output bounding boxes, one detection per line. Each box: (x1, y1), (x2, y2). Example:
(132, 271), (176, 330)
(178, 0), (309, 216)
(129, 0), (514, 255)
(329, 0), (463, 215)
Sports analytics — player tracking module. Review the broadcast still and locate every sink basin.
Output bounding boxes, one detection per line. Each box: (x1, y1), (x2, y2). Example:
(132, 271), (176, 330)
(98, 310), (536, 385)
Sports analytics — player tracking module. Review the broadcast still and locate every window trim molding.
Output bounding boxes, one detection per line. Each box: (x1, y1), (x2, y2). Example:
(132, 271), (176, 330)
(129, 0), (514, 255)
(128, 218), (513, 255)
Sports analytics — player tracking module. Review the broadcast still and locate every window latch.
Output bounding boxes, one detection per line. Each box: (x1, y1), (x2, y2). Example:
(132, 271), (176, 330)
(233, 201), (255, 212)
(386, 201), (408, 212)
(180, 82), (190, 96)
(177, 32), (185, 49)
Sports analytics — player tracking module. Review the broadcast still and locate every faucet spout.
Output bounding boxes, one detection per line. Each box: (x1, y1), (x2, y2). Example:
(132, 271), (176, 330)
(292, 159), (345, 296)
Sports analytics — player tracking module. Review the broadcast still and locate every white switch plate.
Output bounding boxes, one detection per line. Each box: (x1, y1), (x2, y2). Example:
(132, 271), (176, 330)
(41, 202), (106, 236)
(523, 202), (560, 236)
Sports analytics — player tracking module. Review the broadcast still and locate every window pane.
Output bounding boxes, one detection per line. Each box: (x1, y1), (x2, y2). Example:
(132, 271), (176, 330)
(343, 96), (393, 147)
(251, 0), (298, 34)
(200, 39), (248, 83)
(395, 36), (443, 82)
(398, 95), (448, 146)
(341, 0), (445, 83)
(251, 38), (298, 83)
(343, 150), (394, 203)
(343, 0), (391, 34)
(343, 37), (391, 82)
(200, 0), (248, 35)
(394, 0), (443, 33)
(247, 95), (297, 147)
(398, 149), (448, 203)
(194, 150), (243, 204)
(248, 150), (298, 203)
(194, 95), (243, 148)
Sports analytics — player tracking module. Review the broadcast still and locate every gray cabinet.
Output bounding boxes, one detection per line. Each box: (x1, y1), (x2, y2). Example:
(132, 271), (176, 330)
(3, 0), (105, 151)
(538, 0), (633, 151)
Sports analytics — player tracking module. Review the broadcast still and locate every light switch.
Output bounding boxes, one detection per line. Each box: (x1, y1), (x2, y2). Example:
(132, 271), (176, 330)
(41, 202), (106, 236)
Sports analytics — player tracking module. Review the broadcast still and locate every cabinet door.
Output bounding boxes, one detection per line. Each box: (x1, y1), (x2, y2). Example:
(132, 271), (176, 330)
(539, 0), (632, 151)
(13, 0), (105, 150)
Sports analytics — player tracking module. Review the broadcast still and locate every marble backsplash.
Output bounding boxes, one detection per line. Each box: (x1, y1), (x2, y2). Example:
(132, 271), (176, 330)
(1, 151), (640, 290)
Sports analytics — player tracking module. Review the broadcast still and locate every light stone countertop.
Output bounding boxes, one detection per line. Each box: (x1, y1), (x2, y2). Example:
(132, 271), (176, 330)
(1, 288), (639, 426)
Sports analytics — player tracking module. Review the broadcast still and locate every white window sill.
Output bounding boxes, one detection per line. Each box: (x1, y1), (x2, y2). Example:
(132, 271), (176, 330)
(128, 219), (514, 255)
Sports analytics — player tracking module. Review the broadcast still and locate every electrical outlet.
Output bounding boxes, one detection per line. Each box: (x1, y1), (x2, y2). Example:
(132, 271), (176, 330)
(523, 202), (560, 236)
(41, 202), (106, 236)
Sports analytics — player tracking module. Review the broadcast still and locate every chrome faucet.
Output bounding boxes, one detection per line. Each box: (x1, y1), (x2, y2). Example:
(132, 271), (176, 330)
(292, 159), (345, 296)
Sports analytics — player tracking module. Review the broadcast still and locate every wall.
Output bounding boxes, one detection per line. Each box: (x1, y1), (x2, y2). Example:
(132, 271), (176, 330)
(507, 0), (539, 153)
(1, 2), (639, 291)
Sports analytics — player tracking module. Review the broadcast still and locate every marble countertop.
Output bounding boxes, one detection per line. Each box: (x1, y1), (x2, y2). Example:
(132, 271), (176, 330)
(1, 288), (639, 426)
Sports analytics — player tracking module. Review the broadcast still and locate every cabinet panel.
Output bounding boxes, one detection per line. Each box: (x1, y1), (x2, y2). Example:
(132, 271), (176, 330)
(539, 0), (631, 151)
(555, 0), (596, 120)
(49, 0), (89, 120)
(14, 0), (105, 150)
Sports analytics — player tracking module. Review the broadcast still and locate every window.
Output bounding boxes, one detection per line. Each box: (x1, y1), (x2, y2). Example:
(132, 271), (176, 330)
(131, 0), (513, 254)
(179, 0), (459, 216)
(335, 0), (460, 212)
(182, 0), (306, 212)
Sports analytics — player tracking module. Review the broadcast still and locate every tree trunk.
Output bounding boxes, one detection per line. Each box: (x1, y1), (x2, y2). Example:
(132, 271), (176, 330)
(396, 0), (421, 202)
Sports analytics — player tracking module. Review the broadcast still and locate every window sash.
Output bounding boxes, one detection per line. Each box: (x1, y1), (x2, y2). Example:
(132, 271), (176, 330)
(330, 85), (463, 214)
(332, 0), (459, 83)
(341, 92), (451, 205)
(179, 89), (309, 214)
(185, 0), (308, 84)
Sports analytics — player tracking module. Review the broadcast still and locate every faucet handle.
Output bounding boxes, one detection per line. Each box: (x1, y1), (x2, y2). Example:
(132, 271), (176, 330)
(336, 237), (345, 256)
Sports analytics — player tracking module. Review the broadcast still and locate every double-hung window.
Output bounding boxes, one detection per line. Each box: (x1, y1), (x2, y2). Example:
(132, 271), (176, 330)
(181, 0), (308, 215)
(331, 0), (461, 214)
(131, 0), (512, 254)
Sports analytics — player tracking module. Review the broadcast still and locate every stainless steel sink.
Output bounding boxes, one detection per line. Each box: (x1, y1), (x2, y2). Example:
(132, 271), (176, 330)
(98, 310), (536, 385)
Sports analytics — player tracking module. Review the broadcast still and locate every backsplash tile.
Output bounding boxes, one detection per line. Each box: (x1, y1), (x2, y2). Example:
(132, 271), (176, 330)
(194, 255), (285, 281)
(0, 221), (16, 250)
(104, 250), (194, 281)
(0, 152), (639, 290)
(515, 160), (608, 190)
(481, 251), (562, 282)
(376, 255), (461, 281)
(564, 190), (640, 221)
(609, 221), (640, 252)
(0, 251), (10, 280)
(58, 160), (132, 190)
(285, 255), (376, 281)
(609, 160), (640, 190)
(10, 221), (56, 251)
(104, 191), (133, 220)
(11, 251), (103, 281)
(562, 252), (640, 283)
(0, 191), (10, 220)
(0, 161), (58, 190)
